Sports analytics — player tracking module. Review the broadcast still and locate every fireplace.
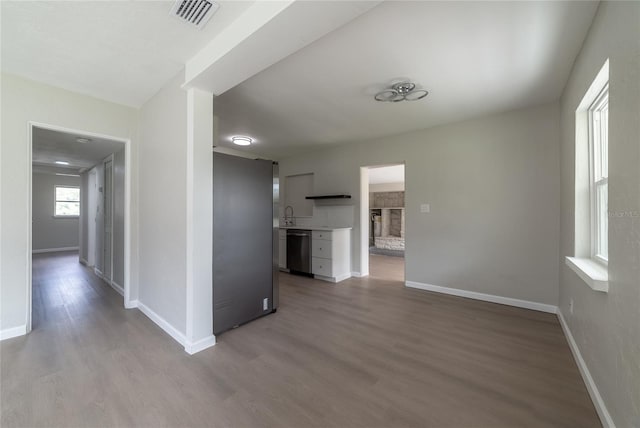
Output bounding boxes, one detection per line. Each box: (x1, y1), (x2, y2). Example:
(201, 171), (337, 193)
(370, 191), (405, 252)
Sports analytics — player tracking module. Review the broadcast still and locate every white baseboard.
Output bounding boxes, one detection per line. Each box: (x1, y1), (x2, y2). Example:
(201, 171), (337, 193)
(93, 270), (122, 296)
(334, 272), (352, 282)
(136, 301), (187, 347)
(32, 246), (79, 254)
(125, 299), (139, 309)
(405, 281), (558, 314)
(136, 301), (215, 355)
(557, 311), (615, 428)
(0, 324), (27, 341)
(351, 271), (368, 278)
(315, 272), (352, 283)
(79, 257), (88, 266)
(184, 335), (216, 355)
(110, 281), (124, 297)
(314, 275), (335, 283)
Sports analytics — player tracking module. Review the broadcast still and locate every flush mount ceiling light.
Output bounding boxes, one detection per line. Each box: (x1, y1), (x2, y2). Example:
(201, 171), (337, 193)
(55, 160), (70, 165)
(76, 137), (91, 144)
(375, 81), (429, 102)
(231, 136), (252, 146)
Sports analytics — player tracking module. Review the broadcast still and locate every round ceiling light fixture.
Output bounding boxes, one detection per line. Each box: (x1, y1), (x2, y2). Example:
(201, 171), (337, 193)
(231, 136), (252, 146)
(76, 137), (92, 144)
(375, 81), (428, 102)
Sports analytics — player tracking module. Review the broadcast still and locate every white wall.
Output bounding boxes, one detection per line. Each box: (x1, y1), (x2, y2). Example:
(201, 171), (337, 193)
(0, 73), (138, 334)
(369, 182), (404, 193)
(559, 2), (640, 426)
(279, 102), (561, 306)
(186, 88), (214, 349)
(138, 71), (215, 352)
(284, 173), (314, 217)
(31, 173), (80, 251)
(138, 72), (188, 334)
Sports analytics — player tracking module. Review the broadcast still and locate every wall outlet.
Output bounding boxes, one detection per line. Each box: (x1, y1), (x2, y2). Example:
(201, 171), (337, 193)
(263, 298), (269, 311)
(569, 298), (574, 315)
(420, 203), (430, 213)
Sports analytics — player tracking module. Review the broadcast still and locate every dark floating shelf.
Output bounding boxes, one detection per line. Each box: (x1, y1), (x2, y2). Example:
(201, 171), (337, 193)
(305, 194), (352, 200)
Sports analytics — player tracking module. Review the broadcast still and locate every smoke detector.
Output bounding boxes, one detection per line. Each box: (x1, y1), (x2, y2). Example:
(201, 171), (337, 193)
(171, 0), (219, 29)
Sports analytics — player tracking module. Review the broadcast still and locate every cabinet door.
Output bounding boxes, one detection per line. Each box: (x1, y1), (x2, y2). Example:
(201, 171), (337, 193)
(312, 230), (333, 241)
(312, 257), (333, 277)
(312, 239), (332, 258)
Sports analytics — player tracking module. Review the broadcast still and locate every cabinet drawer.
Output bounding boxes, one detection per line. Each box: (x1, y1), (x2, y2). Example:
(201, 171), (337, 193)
(312, 230), (332, 241)
(312, 239), (332, 258)
(312, 257), (333, 277)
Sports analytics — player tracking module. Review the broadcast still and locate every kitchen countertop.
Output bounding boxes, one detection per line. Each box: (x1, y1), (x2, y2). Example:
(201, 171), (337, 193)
(279, 226), (352, 231)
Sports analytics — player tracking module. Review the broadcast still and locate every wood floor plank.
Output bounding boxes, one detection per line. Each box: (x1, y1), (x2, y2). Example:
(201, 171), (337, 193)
(0, 251), (600, 427)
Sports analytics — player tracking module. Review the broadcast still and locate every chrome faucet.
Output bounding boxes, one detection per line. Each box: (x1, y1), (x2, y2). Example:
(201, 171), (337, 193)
(284, 205), (295, 226)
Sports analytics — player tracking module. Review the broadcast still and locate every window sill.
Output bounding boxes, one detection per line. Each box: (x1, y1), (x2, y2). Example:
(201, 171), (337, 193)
(565, 257), (608, 293)
(52, 215), (79, 219)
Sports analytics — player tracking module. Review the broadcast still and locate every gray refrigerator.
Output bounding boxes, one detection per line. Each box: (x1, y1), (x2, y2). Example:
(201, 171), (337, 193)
(212, 152), (279, 335)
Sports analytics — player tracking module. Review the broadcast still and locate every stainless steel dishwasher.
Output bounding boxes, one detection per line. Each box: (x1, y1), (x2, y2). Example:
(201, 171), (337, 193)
(286, 229), (312, 275)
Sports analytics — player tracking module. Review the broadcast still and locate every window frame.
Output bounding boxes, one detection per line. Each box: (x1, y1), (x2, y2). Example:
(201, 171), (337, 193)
(54, 185), (81, 218)
(588, 84), (609, 266)
(566, 59), (609, 293)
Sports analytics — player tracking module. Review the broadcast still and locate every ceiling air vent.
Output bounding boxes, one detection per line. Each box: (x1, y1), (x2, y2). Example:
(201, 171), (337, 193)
(171, 0), (219, 29)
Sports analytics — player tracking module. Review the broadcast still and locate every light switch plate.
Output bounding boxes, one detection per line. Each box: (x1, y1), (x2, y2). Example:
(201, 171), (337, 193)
(420, 203), (430, 213)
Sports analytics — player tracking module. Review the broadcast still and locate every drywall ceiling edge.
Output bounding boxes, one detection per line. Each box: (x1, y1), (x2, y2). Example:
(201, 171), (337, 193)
(184, 1), (382, 95)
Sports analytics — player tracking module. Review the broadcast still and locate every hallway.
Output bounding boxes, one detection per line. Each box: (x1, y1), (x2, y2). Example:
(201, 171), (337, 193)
(31, 251), (122, 330)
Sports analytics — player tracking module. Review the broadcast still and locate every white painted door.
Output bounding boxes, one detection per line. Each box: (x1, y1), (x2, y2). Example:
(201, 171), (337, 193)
(87, 170), (97, 267)
(103, 159), (113, 281)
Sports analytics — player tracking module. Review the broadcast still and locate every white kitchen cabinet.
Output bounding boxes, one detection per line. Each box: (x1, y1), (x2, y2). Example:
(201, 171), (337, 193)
(312, 230), (332, 240)
(278, 229), (287, 270)
(311, 229), (351, 282)
(312, 239), (332, 258)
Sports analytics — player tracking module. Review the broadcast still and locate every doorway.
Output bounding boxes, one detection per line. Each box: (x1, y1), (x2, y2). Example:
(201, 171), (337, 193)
(103, 156), (114, 282)
(28, 122), (131, 332)
(87, 169), (97, 267)
(360, 164), (405, 282)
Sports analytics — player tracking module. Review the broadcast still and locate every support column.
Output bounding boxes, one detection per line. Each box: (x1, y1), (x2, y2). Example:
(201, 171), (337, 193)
(185, 87), (215, 354)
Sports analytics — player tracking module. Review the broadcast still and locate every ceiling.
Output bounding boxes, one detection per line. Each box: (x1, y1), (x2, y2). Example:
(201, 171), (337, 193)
(214, 1), (598, 158)
(1, 0), (255, 107)
(2, 1), (599, 160)
(368, 165), (404, 185)
(32, 127), (125, 173)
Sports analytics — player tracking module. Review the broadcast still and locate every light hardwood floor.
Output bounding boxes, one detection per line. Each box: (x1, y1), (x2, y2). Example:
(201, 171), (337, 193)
(369, 253), (405, 281)
(1, 252), (600, 427)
